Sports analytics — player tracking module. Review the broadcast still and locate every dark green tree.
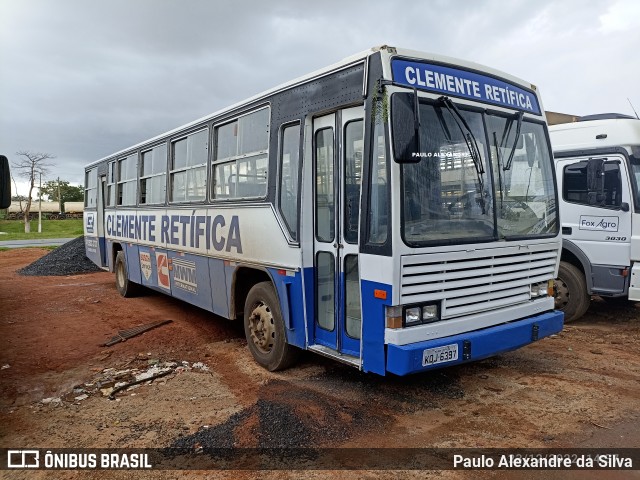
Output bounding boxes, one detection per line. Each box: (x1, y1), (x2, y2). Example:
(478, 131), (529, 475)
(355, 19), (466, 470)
(39, 180), (84, 205)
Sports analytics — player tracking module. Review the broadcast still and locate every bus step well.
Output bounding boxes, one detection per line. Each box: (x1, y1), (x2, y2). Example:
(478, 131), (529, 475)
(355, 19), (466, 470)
(307, 345), (361, 369)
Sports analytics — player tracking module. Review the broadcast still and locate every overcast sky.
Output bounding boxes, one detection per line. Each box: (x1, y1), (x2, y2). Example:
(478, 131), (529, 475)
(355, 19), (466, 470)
(1, 0), (638, 194)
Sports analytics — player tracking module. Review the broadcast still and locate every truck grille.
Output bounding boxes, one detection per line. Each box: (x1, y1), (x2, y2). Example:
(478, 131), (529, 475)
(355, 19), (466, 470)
(400, 244), (558, 318)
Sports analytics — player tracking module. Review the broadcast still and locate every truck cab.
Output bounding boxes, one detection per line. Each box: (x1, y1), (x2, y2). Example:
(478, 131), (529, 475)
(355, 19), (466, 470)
(550, 114), (640, 321)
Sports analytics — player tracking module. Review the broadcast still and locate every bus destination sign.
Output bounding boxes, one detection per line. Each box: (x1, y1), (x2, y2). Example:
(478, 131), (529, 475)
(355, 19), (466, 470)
(391, 58), (541, 115)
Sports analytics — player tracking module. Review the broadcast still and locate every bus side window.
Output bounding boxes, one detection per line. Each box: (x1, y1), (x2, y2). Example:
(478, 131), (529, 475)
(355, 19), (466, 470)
(117, 154), (137, 206)
(279, 123), (301, 240)
(344, 120), (364, 244)
(170, 129), (208, 203)
(368, 117), (389, 244)
(213, 107), (270, 200)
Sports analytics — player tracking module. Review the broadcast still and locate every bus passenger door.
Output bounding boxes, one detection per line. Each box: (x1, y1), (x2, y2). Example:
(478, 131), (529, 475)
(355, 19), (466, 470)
(312, 107), (364, 359)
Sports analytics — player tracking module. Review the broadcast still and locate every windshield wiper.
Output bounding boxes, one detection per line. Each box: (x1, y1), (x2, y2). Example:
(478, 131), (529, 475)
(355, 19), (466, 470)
(493, 131), (504, 211)
(438, 96), (486, 214)
(503, 111), (524, 171)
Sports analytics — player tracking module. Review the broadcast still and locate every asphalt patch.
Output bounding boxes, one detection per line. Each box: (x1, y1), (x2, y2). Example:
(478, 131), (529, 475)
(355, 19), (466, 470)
(18, 236), (103, 276)
(172, 379), (389, 449)
(309, 363), (465, 412)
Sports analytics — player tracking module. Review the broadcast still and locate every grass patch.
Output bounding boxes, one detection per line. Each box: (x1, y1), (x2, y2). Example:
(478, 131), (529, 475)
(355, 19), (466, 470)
(0, 219), (83, 241)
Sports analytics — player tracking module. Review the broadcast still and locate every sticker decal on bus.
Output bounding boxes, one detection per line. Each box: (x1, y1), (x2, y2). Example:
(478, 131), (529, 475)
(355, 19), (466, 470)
(139, 252), (152, 281)
(85, 212), (95, 234)
(156, 253), (170, 290)
(173, 258), (197, 294)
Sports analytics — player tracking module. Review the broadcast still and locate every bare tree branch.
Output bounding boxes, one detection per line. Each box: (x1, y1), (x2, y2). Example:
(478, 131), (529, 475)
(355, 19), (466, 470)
(10, 175), (23, 213)
(12, 151), (57, 233)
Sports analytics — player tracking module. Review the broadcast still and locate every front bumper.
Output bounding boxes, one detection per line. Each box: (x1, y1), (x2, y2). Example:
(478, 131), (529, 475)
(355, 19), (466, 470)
(386, 310), (564, 375)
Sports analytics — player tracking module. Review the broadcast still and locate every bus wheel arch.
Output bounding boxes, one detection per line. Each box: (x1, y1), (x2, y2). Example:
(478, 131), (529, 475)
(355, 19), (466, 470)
(243, 281), (300, 371)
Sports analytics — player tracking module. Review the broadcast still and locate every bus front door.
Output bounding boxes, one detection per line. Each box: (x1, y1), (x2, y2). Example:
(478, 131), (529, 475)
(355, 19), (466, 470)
(312, 108), (364, 359)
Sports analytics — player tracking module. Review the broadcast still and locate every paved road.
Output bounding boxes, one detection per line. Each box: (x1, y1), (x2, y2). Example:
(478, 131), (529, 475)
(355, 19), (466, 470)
(0, 237), (78, 248)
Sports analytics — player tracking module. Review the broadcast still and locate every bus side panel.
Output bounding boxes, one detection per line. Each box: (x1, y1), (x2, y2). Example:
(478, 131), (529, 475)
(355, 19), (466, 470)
(84, 236), (104, 267)
(208, 257), (229, 318)
(124, 244), (142, 284)
(268, 268), (306, 349)
(106, 239), (115, 271)
(84, 210), (105, 267)
(360, 279), (392, 376)
(168, 251), (213, 312)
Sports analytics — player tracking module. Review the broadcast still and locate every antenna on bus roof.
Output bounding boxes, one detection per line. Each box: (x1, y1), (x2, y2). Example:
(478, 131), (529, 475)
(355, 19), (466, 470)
(628, 98), (640, 119)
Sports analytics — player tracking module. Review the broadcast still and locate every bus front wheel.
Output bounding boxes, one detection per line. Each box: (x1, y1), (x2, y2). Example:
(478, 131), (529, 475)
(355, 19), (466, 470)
(243, 281), (299, 371)
(115, 251), (141, 298)
(554, 261), (590, 322)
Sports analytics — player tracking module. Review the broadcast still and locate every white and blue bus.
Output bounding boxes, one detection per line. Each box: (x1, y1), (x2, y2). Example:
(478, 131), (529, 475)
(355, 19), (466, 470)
(84, 46), (563, 376)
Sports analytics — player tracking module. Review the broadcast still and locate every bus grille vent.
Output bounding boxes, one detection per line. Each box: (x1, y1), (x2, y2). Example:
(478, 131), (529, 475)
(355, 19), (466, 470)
(400, 246), (558, 319)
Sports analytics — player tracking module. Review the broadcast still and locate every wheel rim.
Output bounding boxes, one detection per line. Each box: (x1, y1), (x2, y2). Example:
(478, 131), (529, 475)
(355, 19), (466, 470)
(554, 279), (569, 310)
(116, 261), (125, 290)
(248, 301), (275, 354)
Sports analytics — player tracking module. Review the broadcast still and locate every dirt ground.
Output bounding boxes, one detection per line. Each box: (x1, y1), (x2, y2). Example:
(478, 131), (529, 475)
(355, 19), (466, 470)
(1, 248), (639, 479)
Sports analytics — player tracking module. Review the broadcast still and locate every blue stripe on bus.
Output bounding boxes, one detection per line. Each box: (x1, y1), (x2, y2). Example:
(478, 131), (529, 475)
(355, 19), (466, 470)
(124, 244), (142, 284)
(209, 257), (229, 318)
(360, 280), (392, 376)
(303, 267), (315, 350)
(338, 270), (362, 357)
(267, 268), (306, 349)
(167, 250), (213, 312)
(385, 310), (564, 376)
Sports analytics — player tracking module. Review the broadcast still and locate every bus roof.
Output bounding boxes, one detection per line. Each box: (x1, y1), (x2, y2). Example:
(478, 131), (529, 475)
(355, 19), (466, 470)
(549, 118), (640, 153)
(86, 45), (538, 169)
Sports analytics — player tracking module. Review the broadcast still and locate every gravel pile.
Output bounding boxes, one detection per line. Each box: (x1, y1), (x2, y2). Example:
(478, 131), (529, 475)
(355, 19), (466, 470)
(18, 236), (103, 276)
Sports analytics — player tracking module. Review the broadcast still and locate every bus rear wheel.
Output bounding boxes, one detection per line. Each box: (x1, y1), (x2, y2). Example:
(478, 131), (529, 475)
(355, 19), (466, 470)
(243, 281), (299, 371)
(115, 251), (141, 298)
(554, 261), (590, 322)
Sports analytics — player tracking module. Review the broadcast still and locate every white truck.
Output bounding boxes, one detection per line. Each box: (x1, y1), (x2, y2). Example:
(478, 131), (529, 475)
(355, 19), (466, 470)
(550, 114), (640, 321)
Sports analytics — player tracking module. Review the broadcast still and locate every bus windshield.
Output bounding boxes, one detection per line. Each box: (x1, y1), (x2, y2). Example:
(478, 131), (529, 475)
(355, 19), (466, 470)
(398, 96), (557, 246)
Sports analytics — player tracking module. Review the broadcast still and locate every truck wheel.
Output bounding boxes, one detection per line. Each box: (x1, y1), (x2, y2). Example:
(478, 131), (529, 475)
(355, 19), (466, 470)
(115, 251), (141, 298)
(555, 261), (590, 322)
(244, 281), (299, 371)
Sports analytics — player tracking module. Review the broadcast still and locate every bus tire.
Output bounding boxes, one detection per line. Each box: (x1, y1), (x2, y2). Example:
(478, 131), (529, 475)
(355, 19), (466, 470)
(555, 261), (590, 322)
(244, 281), (299, 372)
(115, 251), (141, 298)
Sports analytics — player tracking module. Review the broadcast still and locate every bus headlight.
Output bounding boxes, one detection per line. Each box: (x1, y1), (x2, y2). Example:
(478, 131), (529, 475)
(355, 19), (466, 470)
(405, 306), (422, 327)
(530, 281), (552, 298)
(386, 303), (441, 329)
(404, 303), (440, 327)
(422, 304), (439, 321)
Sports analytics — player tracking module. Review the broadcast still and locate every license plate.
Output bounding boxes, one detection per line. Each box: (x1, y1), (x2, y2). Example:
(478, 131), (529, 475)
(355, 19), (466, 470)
(422, 343), (459, 367)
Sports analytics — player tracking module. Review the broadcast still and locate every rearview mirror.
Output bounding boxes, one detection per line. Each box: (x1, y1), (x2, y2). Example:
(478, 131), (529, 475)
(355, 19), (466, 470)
(524, 134), (534, 167)
(0, 155), (10, 209)
(391, 93), (421, 163)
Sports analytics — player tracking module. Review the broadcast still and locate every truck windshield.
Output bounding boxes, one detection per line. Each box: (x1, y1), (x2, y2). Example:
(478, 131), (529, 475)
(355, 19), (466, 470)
(397, 95), (557, 246)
